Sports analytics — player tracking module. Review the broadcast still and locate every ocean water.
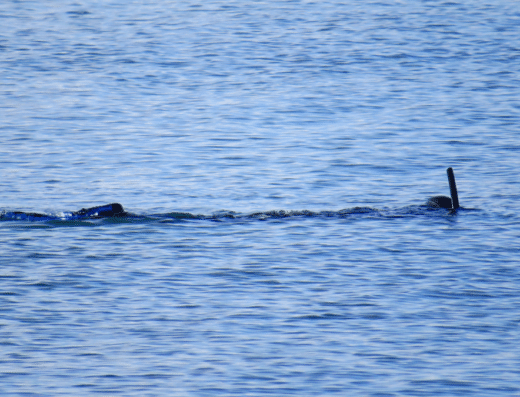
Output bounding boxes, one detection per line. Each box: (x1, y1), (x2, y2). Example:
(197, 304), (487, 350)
(1, 0), (520, 395)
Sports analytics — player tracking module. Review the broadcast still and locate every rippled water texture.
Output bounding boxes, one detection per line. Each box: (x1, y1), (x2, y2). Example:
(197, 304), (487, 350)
(1, 1), (520, 395)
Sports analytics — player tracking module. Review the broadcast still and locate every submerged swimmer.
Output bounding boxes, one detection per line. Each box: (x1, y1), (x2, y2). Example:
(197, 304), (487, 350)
(427, 167), (460, 210)
(2, 168), (461, 221)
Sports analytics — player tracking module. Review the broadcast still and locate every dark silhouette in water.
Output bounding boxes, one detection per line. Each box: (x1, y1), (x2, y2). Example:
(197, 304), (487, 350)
(427, 167), (460, 210)
(4, 203), (126, 221)
(72, 203), (126, 218)
(2, 168), (461, 221)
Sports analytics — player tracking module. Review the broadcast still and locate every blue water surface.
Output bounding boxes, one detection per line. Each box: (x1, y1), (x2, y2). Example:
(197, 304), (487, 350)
(1, 0), (520, 395)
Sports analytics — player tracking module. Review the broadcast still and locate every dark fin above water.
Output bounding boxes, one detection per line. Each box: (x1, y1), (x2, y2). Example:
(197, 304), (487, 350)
(427, 167), (460, 210)
(446, 167), (459, 210)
